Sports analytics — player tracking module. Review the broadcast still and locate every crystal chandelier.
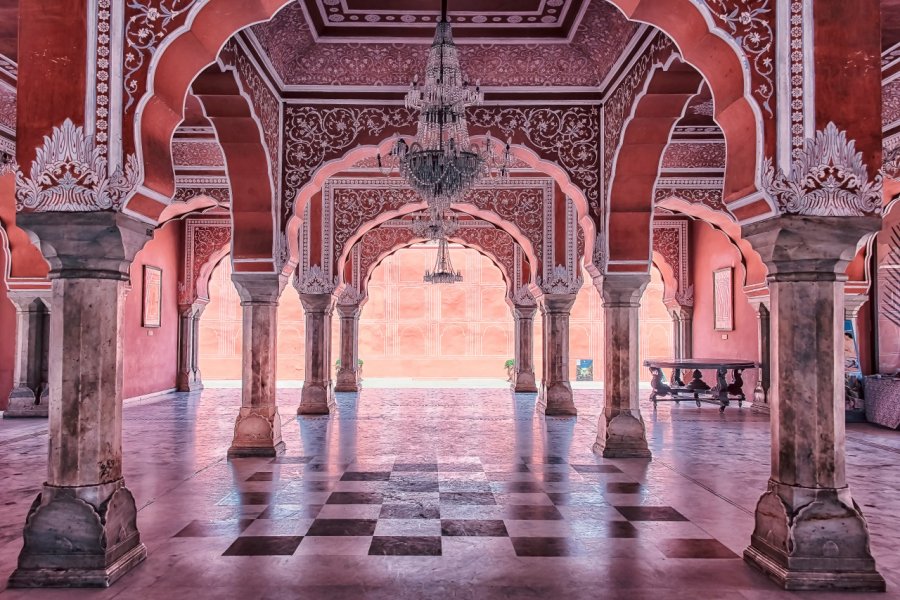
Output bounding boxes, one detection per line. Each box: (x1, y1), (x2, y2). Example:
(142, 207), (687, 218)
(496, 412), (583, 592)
(377, 0), (511, 210)
(424, 236), (463, 284)
(412, 208), (460, 241)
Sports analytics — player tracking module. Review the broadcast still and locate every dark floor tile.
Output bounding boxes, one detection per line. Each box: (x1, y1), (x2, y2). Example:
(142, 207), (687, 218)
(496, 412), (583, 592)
(388, 480), (440, 493)
(174, 519), (253, 538)
(441, 519), (508, 537)
(306, 518), (377, 536)
(326, 492), (383, 505)
(301, 481), (334, 492)
(271, 456), (313, 464)
(538, 472), (571, 482)
(245, 471), (275, 482)
(502, 505), (563, 520)
(238, 491), (273, 505)
(656, 538), (739, 559)
(257, 505), (322, 519)
(369, 536), (442, 556)
(340, 471), (391, 482)
(222, 536), (303, 556)
(546, 493), (573, 505)
(572, 464), (622, 474)
(439, 492), (496, 505)
(440, 481), (493, 493)
(510, 537), (584, 557)
(380, 504), (441, 519)
(616, 506), (689, 522)
(393, 463), (438, 472)
(606, 482), (642, 494)
(543, 456), (568, 465)
(501, 481), (545, 493)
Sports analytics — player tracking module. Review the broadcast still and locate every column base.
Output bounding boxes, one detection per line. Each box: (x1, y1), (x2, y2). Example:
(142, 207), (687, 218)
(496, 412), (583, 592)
(750, 386), (770, 414)
(9, 481), (146, 588)
(175, 379), (204, 393)
(512, 370), (538, 393)
(539, 382), (577, 416)
(334, 369), (360, 393)
(4, 387), (48, 418)
(227, 407), (285, 458)
(593, 411), (651, 458)
(744, 481), (884, 592)
(750, 401), (770, 414)
(299, 383), (334, 415)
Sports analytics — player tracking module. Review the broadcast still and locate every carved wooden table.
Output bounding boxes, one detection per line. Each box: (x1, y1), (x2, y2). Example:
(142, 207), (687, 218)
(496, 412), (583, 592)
(643, 358), (757, 412)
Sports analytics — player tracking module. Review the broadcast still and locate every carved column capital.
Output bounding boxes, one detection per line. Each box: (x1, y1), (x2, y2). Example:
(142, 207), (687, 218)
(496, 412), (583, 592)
(231, 273), (282, 306)
(600, 273), (650, 307)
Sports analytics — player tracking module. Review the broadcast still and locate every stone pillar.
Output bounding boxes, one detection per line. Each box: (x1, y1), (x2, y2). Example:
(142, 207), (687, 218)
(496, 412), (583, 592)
(334, 302), (361, 393)
(742, 216), (884, 591)
(750, 298), (771, 414)
(4, 290), (51, 418)
(228, 273), (285, 458)
(512, 303), (538, 393)
(594, 273), (651, 459)
(175, 301), (207, 392)
(666, 302), (693, 360)
(538, 293), (577, 415)
(9, 212), (149, 588)
(298, 292), (336, 414)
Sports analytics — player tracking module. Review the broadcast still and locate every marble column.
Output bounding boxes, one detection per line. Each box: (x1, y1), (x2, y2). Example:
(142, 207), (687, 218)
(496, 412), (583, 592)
(228, 273), (285, 458)
(298, 292), (336, 414)
(4, 290), (51, 418)
(9, 212), (149, 587)
(175, 301), (207, 392)
(742, 215), (884, 591)
(334, 302), (361, 393)
(539, 293), (577, 415)
(750, 298), (771, 414)
(594, 273), (651, 459)
(512, 303), (538, 393)
(667, 303), (693, 360)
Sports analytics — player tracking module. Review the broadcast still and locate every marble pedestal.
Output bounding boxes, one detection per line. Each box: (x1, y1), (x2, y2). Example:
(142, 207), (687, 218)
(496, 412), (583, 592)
(594, 274), (651, 459)
(9, 212), (149, 587)
(228, 274), (285, 458)
(741, 215), (884, 592)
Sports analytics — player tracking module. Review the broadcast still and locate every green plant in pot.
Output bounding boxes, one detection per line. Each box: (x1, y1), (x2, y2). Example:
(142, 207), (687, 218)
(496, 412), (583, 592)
(505, 359), (515, 381)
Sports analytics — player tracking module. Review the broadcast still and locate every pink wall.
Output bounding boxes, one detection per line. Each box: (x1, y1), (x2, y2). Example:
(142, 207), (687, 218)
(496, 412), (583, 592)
(123, 221), (180, 399)
(691, 221), (759, 392)
(0, 241), (15, 409)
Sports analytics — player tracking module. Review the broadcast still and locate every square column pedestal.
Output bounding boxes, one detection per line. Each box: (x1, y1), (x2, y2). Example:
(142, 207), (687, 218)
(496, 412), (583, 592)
(228, 274), (285, 458)
(4, 290), (51, 418)
(538, 293), (577, 416)
(9, 212), (150, 587)
(742, 216), (884, 592)
(594, 273), (651, 459)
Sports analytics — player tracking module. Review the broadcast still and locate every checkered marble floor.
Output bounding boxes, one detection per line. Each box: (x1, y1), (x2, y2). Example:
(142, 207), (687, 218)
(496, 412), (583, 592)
(1, 387), (898, 599)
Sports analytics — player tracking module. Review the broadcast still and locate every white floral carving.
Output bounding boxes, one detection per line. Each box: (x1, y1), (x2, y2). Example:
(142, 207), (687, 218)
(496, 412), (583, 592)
(884, 143), (900, 181)
(764, 122), (882, 217)
(538, 265), (583, 295)
(0, 152), (16, 177)
(294, 264), (337, 295)
(337, 285), (362, 306)
(513, 284), (536, 307)
(592, 232), (607, 275)
(16, 119), (139, 211)
(675, 283), (695, 308)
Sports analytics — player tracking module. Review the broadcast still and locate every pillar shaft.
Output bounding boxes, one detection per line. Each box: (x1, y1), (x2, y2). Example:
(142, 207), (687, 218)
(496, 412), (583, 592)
(751, 299), (771, 413)
(742, 215), (883, 591)
(228, 274), (285, 458)
(176, 301), (206, 392)
(594, 273), (651, 459)
(513, 304), (538, 393)
(9, 212), (149, 588)
(334, 302), (361, 392)
(5, 291), (51, 417)
(539, 293), (577, 415)
(299, 293), (335, 414)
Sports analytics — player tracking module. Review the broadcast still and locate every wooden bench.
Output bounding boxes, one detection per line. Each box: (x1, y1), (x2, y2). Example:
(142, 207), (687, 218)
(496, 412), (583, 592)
(643, 358), (757, 412)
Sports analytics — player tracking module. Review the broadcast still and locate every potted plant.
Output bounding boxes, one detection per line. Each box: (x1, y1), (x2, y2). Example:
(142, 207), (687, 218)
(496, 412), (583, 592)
(335, 358), (364, 377)
(504, 359), (515, 382)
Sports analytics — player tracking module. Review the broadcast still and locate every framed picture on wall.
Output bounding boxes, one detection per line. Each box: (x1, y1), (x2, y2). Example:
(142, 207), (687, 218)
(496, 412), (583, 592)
(142, 265), (162, 328)
(713, 266), (733, 331)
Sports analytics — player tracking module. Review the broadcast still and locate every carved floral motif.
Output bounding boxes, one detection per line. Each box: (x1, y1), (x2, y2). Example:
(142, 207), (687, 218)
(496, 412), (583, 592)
(16, 119), (140, 211)
(513, 284), (536, 307)
(702, 0), (774, 116)
(182, 219), (231, 304)
(884, 142), (900, 181)
(592, 232), (607, 275)
(173, 186), (231, 205)
(883, 79), (900, 128)
(654, 186), (728, 213)
(294, 264), (337, 295)
(763, 122), (882, 216)
(661, 143), (726, 170)
(337, 285), (362, 306)
(172, 140), (225, 167)
(653, 219), (690, 299)
(538, 265), (583, 295)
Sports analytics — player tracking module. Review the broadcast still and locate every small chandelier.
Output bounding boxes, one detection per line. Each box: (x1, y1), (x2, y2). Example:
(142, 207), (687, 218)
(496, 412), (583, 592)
(412, 208), (460, 240)
(377, 0), (511, 209)
(424, 236), (463, 284)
